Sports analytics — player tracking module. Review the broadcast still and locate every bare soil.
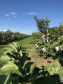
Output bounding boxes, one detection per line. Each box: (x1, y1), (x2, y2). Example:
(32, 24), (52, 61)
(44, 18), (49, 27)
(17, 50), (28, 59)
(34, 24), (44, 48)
(28, 44), (53, 69)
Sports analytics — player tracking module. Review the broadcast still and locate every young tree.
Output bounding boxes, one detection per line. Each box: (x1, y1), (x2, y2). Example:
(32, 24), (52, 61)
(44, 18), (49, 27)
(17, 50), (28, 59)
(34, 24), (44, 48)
(33, 16), (50, 42)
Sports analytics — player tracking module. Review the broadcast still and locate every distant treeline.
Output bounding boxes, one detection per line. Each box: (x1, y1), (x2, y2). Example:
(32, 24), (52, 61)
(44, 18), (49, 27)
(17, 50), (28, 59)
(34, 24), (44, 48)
(0, 30), (31, 44)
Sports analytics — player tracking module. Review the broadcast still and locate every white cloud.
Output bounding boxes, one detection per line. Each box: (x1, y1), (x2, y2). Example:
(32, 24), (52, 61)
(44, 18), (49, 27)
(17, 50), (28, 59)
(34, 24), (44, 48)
(4, 12), (17, 18)
(3, 30), (6, 32)
(21, 32), (27, 34)
(27, 12), (38, 15)
(4, 14), (9, 16)
(20, 32), (31, 35)
(0, 30), (7, 32)
(11, 12), (16, 15)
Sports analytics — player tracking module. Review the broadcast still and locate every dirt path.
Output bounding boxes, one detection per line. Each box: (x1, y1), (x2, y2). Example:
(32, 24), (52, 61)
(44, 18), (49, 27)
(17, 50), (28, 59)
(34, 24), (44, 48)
(28, 44), (53, 69)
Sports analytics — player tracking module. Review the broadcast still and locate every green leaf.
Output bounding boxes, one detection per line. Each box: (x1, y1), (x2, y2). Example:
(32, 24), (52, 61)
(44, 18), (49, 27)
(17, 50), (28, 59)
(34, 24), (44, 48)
(8, 43), (17, 52)
(53, 60), (61, 67)
(7, 61), (18, 70)
(56, 69), (63, 81)
(51, 52), (56, 56)
(21, 54), (26, 67)
(12, 42), (19, 48)
(48, 62), (54, 72)
(4, 51), (12, 55)
(60, 35), (63, 40)
(0, 72), (12, 84)
(30, 63), (37, 74)
(19, 50), (22, 57)
(50, 41), (60, 49)
(32, 76), (58, 84)
(25, 62), (34, 73)
(1, 55), (11, 62)
(61, 43), (63, 49)
(49, 67), (55, 75)
(1, 64), (17, 70)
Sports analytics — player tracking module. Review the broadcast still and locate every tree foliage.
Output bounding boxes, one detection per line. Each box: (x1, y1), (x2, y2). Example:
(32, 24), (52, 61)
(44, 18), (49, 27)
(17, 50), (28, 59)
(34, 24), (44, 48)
(48, 26), (63, 42)
(0, 30), (30, 44)
(33, 16), (50, 42)
(32, 32), (41, 39)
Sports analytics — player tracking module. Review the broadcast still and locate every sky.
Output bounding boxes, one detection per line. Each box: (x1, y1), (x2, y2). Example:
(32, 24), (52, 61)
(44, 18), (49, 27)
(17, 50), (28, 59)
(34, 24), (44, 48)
(0, 0), (63, 34)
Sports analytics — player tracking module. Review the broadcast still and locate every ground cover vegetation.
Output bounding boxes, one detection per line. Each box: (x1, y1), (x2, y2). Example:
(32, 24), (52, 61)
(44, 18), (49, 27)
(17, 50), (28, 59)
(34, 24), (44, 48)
(0, 16), (63, 84)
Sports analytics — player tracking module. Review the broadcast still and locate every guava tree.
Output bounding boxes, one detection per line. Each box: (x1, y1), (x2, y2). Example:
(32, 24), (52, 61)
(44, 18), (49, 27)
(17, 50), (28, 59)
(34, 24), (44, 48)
(33, 16), (50, 42)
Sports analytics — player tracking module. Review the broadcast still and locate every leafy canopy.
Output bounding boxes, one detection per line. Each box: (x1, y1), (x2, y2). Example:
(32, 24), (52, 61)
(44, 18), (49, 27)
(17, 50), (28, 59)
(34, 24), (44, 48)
(33, 16), (50, 34)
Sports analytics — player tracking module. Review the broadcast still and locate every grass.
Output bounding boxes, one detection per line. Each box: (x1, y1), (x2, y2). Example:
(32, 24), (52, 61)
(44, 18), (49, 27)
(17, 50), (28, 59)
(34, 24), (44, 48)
(17, 37), (32, 47)
(17, 37), (32, 53)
